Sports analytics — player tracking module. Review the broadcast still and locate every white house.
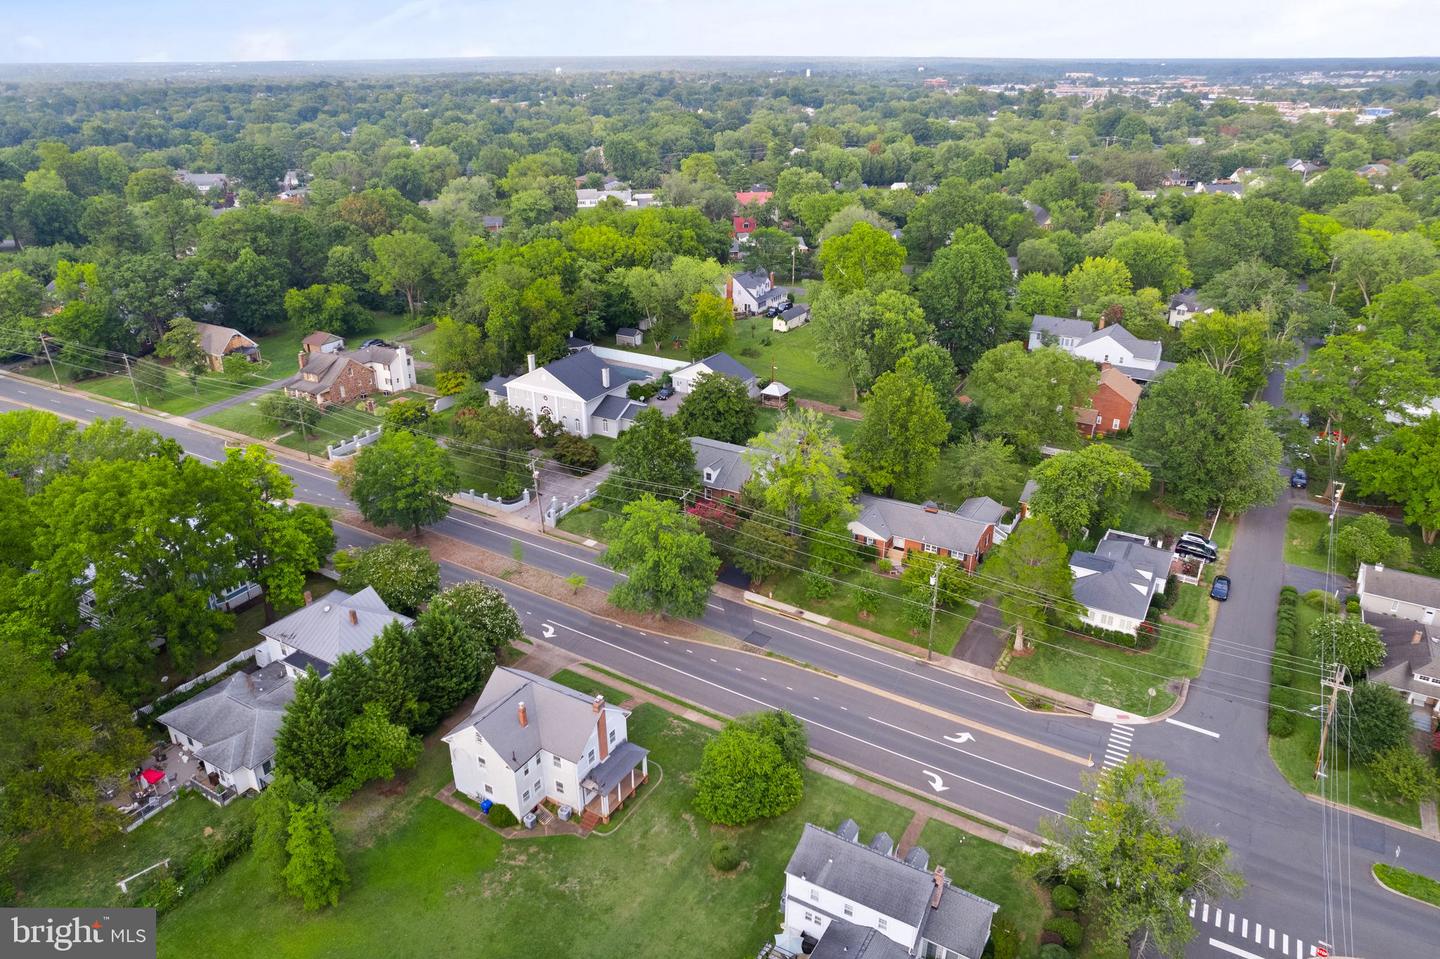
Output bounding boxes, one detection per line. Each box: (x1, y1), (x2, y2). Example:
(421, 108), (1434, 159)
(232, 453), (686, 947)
(780, 820), (997, 959)
(444, 667), (648, 826)
(1028, 316), (1175, 385)
(254, 586), (412, 679)
(1069, 530), (1176, 636)
(499, 349), (652, 438)
(353, 343), (417, 393)
(725, 270), (787, 315)
(1167, 289), (1213, 328)
(1358, 564), (1439, 637)
(670, 352), (758, 397)
(156, 663), (293, 798)
(1359, 565), (1440, 721)
(773, 303), (811, 333)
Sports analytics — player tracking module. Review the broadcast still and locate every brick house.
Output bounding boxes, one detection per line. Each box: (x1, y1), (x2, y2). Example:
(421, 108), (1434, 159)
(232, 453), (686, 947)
(1075, 365), (1143, 437)
(192, 322), (261, 372)
(282, 351), (375, 408)
(849, 495), (995, 572)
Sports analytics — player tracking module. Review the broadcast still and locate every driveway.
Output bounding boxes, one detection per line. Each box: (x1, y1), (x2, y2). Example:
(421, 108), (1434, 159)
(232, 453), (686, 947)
(953, 601), (1007, 668)
(189, 378), (286, 420)
(1283, 563), (1352, 596)
(520, 461), (613, 529)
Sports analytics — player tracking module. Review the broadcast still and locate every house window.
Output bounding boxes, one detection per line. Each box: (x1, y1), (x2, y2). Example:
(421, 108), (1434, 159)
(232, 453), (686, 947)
(878, 918), (888, 931)
(522, 789), (530, 801)
(608, 730), (616, 744)
(533, 780), (541, 793)
(262, 760), (272, 775)
(1390, 600), (1400, 614)
(704, 469), (715, 483)
(553, 756), (561, 768)
(843, 904), (854, 917)
(1112, 418), (1121, 430)
(555, 782), (564, 794)
(477, 756), (486, 767)
(589, 749), (596, 763)
(483, 784), (493, 795)
(923, 543), (939, 555)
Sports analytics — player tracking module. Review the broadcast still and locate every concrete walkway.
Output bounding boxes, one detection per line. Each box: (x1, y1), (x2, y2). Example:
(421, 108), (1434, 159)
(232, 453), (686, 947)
(188, 378), (285, 420)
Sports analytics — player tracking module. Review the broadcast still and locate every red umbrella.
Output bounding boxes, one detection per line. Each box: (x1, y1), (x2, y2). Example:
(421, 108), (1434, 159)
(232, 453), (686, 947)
(140, 768), (165, 785)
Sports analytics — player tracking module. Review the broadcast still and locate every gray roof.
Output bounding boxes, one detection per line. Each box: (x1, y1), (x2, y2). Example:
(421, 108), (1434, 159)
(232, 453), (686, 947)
(691, 436), (753, 494)
(580, 739), (649, 795)
(786, 823), (997, 958)
(1078, 324), (1162, 363)
(1031, 314), (1093, 340)
(689, 352), (756, 383)
(1070, 532), (1175, 622)
(956, 496), (1008, 526)
(1112, 359), (1176, 384)
(1023, 199), (1051, 226)
(285, 352), (364, 395)
(521, 350), (646, 401)
(157, 663), (293, 774)
(1360, 564), (1440, 608)
(176, 170), (228, 189)
(852, 494), (992, 557)
(904, 846), (930, 870)
(868, 831), (894, 855)
(1169, 288), (1202, 311)
(258, 587), (410, 667)
(1200, 180), (1244, 196)
(1019, 479), (1039, 504)
(781, 303), (810, 322)
(732, 270), (771, 296)
(352, 344), (403, 366)
(482, 215), (505, 228)
(616, 327), (642, 338)
(593, 394), (643, 421)
(445, 667), (629, 770)
(837, 818), (860, 842)
(192, 321), (254, 358)
(810, 921), (911, 959)
(483, 373), (513, 393)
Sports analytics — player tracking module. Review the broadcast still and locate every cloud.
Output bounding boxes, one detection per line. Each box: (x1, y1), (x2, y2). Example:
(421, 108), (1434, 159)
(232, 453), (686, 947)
(231, 31), (296, 61)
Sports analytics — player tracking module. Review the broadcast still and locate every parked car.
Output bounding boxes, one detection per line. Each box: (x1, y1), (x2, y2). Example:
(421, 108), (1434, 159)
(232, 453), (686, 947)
(361, 338), (392, 348)
(1210, 575), (1232, 601)
(655, 385), (674, 400)
(1175, 532), (1218, 563)
(1298, 413), (1311, 428)
(1290, 468), (1308, 489)
(764, 304), (783, 318)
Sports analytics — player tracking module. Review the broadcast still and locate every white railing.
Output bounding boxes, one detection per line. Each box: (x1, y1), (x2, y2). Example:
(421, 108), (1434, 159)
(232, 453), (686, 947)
(326, 427), (383, 460)
(454, 488), (532, 513)
(548, 486), (597, 525)
(136, 650), (260, 717)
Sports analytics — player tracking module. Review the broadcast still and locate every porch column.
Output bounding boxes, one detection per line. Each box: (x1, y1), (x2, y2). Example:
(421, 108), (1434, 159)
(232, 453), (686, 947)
(641, 755), (649, 781)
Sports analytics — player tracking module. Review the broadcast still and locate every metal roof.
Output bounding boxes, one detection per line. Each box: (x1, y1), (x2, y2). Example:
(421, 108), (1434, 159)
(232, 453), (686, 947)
(258, 587), (410, 667)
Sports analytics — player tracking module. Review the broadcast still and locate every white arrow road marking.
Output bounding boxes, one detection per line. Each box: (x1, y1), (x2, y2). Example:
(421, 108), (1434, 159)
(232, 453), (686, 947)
(922, 770), (949, 793)
(944, 731), (975, 744)
(540, 623), (556, 638)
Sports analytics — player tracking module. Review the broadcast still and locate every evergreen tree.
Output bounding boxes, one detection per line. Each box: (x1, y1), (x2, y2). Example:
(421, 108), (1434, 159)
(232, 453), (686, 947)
(283, 801), (349, 910)
(274, 668), (347, 791)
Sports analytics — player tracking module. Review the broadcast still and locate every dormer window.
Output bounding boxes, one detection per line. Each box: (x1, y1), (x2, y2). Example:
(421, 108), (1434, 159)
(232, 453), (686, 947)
(703, 468), (715, 484)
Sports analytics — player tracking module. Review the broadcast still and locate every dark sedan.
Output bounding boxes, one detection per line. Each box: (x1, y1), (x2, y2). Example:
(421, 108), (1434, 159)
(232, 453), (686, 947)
(1210, 575), (1232, 601)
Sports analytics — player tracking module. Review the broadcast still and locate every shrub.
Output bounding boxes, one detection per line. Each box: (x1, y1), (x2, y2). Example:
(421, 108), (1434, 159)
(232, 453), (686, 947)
(803, 571), (835, 601)
(135, 876), (184, 914)
(552, 434), (600, 472)
(709, 839), (742, 872)
(1043, 917), (1083, 949)
(1050, 883), (1080, 911)
(1302, 589), (1338, 613)
(1039, 944), (1071, 959)
(1268, 710), (1296, 738)
(693, 726), (804, 826)
(487, 803), (519, 828)
(627, 381), (662, 402)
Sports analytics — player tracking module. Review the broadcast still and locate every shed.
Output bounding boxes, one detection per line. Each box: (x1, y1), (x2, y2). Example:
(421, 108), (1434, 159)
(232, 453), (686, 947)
(616, 328), (644, 347)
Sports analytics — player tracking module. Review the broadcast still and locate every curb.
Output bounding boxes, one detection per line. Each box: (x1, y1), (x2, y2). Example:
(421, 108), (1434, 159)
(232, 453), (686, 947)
(1371, 864), (1440, 911)
(1302, 793), (1437, 840)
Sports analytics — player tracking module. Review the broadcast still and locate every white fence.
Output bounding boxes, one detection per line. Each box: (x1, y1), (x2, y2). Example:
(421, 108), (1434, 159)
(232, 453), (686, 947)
(136, 648), (259, 717)
(454, 487), (532, 513)
(547, 485), (597, 525)
(590, 345), (689, 373)
(326, 427), (383, 460)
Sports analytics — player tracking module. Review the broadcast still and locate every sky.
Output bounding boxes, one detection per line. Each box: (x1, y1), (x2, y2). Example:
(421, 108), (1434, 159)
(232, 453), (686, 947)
(2, 0), (1437, 63)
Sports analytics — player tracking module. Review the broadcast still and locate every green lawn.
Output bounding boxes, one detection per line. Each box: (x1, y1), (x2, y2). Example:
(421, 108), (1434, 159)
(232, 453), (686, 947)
(77, 365), (276, 417)
(250, 311), (416, 384)
(10, 792), (253, 909)
(1283, 508), (1427, 575)
(999, 620), (1207, 715)
(1166, 583), (1212, 628)
(555, 501), (610, 541)
(201, 396), (387, 457)
(916, 820), (1048, 959)
(1373, 863), (1440, 907)
(752, 405), (860, 444)
(1115, 493), (1236, 553)
(155, 698), (969, 959)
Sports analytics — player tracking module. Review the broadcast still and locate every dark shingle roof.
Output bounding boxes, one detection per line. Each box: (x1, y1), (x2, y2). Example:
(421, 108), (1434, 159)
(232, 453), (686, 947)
(258, 587), (410, 667)
(521, 350), (645, 401)
(1031, 315), (1093, 340)
(956, 496), (1008, 526)
(810, 921), (911, 959)
(691, 436), (753, 493)
(445, 667), (629, 770)
(157, 663), (293, 774)
(1070, 532), (1174, 622)
(1078, 324), (1161, 363)
(1360, 564), (1440, 608)
(593, 394), (643, 420)
(691, 352), (756, 383)
(852, 495), (992, 557)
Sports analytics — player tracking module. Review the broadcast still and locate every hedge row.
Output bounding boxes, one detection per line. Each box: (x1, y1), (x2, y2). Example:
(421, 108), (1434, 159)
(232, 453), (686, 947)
(1268, 587), (1301, 738)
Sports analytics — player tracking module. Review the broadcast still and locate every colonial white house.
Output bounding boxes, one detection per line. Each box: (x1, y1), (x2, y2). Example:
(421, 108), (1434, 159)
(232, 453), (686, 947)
(779, 820), (997, 959)
(670, 352), (758, 397)
(1069, 530), (1176, 636)
(444, 667), (649, 827)
(725, 270), (787, 314)
(156, 662), (293, 797)
(496, 349), (653, 438)
(254, 586), (412, 679)
(1358, 564), (1440, 722)
(1167, 289), (1214, 328)
(353, 343), (417, 393)
(1358, 564), (1439, 638)
(1028, 316), (1175, 385)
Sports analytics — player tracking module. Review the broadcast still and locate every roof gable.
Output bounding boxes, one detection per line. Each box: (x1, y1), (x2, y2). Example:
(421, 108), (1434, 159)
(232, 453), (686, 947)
(258, 587), (411, 666)
(446, 667), (629, 769)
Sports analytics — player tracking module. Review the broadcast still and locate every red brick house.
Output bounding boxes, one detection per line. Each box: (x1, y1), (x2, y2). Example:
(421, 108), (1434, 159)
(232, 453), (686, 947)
(282, 351), (375, 408)
(848, 495), (995, 572)
(1075, 365), (1142, 438)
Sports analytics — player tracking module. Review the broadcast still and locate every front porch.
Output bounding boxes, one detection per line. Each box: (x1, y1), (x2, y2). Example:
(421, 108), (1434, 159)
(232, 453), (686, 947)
(579, 741), (650, 829)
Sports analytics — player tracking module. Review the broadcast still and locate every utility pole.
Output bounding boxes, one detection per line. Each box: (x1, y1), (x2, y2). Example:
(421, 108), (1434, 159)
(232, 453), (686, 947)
(38, 334), (61, 388)
(533, 465), (544, 534)
(790, 244), (796, 284)
(926, 562), (946, 662)
(120, 353), (142, 408)
(1314, 663), (1351, 780)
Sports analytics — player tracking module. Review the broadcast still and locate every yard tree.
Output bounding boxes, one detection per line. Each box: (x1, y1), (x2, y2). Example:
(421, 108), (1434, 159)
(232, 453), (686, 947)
(1108, 229), (1191, 296)
(601, 494), (719, 618)
(350, 430), (459, 534)
(1285, 335), (1436, 469)
(252, 774), (322, 890)
(1027, 446), (1152, 541)
(674, 372), (757, 446)
(1347, 417), (1440, 544)
(692, 725), (804, 827)
(1368, 746), (1440, 804)
(603, 407), (697, 503)
(818, 220), (906, 294)
(367, 230), (447, 318)
(430, 315), (487, 380)
(809, 287), (874, 401)
(746, 408), (855, 536)
(155, 316), (209, 388)
(341, 702), (421, 794)
(412, 606), (497, 723)
(1032, 760), (1244, 959)
(729, 511), (796, 584)
(226, 141), (286, 189)
(686, 290), (734, 359)
(0, 644), (148, 848)
(334, 541), (441, 616)
(450, 398), (535, 496)
(916, 225), (1011, 369)
(731, 710), (809, 769)
(215, 446), (335, 622)
(1017, 236), (1065, 276)
(849, 363), (950, 500)
(427, 582), (525, 660)
(984, 516), (1074, 651)
(283, 800), (349, 910)
(1014, 272), (1069, 319)
(1310, 614), (1386, 676)
(284, 283), (367, 336)
(1132, 363), (1282, 515)
(274, 667), (348, 792)
(867, 291), (933, 381)
(381, 397), (431, 434)
(1337, 682), (1413, 764)
(365, 621), (424, 730)
(1064, 256), (1133, 318)
(259, 392), (322, 446)
(1179, 310), (1274, 399)
(1333, 512), (1411, 575)
(937, 437), (1027, 504)
(966, 343), (1098, 458)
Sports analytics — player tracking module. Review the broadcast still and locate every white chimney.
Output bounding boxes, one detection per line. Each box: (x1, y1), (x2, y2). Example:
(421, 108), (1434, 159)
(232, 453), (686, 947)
(601, 367), (611, 389)
(526, 353), (536, 373)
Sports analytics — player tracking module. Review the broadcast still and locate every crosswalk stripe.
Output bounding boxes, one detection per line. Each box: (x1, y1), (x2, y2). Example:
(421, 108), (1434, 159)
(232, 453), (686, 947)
(1213, 907), (1222, 926)
(1188, 899), (1196, 918)
(1241, 917), (1247, 937)
(1202, 904), (1210, 922)
(1104, 749), (1130, 760)
(1283, 933), (1289, 953)
(1229, 913), (1235, 933)
(1270, 928), (1275, 949)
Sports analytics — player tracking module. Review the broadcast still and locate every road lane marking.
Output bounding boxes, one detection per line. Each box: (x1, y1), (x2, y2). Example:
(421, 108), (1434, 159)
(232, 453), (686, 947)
(1165, 717), (1221, 738)
(546, 620), (1071, 817)
(440, 512), (613, 574)
(1209, 939), (1265, 959)
(868, 717), (1081, 794)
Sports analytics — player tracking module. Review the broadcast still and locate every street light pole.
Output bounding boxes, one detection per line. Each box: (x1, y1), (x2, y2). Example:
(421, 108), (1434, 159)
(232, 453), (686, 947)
(926, 561), (946, 662)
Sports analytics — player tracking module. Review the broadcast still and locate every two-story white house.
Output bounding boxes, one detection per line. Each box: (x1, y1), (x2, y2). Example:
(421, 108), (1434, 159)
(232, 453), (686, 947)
(780, 820), (998, 959)
(443, 667), (648, 827)
(1028, 316), (1176, 385)
(726, 270), (788, 315)
(1359, 564), (1440, 722)
(156, 662), (294, 798)
(353, 343), (417, 393)
(498, 350), (651, 438)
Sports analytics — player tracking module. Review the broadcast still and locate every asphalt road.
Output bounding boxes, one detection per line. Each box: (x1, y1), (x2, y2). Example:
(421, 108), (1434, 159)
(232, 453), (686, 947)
(3, 370), (1436, 959)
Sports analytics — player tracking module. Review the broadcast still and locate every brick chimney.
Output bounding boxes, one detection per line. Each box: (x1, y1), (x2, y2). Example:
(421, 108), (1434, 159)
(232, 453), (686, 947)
(526, 353), (536, 373)
(302, 590), (312, 606)
(725, 275), (734, 302)
(592, 694), (605, 714)
(298, 350), (308, 369)
(930, 866), (946, 909)
(768, 271), (775, 286)
(596, 704), (610, 761)
(602, 366), (610, 389)
(1096, 315), (1106, 329)
(347, 608), (358, 625)
(517, 701), (528, 728)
